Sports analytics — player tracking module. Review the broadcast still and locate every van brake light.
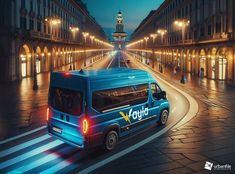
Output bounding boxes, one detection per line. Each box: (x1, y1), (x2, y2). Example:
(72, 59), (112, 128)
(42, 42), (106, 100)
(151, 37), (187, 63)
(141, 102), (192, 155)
(47, 107), (52, 121)
(82, 118), (89, 135)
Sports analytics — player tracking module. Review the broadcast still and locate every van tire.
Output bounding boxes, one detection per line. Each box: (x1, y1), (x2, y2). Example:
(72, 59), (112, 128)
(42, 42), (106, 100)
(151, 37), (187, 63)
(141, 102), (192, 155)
(158, 109), (169, 125)
(103, 130), (118, 151)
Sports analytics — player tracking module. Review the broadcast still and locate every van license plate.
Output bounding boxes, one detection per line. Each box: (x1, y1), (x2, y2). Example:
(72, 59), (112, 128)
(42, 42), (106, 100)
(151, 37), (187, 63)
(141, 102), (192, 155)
(52, 127), (62, 134)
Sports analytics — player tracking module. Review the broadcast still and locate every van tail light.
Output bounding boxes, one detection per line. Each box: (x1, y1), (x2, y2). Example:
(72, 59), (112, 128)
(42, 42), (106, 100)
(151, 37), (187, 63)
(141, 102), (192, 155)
(47, 107), (52, 121)
(82, 118), (89, 135)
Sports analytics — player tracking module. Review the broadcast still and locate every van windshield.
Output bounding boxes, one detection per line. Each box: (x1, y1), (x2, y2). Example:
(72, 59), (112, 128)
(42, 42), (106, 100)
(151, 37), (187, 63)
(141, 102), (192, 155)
(49, 87), (83, 116)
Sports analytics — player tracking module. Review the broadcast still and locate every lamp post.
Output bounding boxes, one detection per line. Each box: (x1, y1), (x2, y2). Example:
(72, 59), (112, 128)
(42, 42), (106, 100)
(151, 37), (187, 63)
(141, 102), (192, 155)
(144, 37), (149, 65)
(69, 26), (79, 39)
(70, 26), (79, 69)
(45, 17), (61, 74)
(150, 34), (157, 69)
(174, 18), (190, 84)
(90, 36), (95, 63)
(157, 29), (167, 73)
(82, 32), (89, 67)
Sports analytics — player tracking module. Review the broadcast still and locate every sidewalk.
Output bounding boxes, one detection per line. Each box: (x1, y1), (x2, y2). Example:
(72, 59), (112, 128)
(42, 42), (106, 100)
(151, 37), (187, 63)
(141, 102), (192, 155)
(0, 54), (111, 140)
(98, 53), (235, 173)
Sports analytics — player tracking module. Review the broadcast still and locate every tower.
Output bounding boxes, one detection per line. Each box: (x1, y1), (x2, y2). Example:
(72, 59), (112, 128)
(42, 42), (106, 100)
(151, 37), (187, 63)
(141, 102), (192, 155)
(112, 11), (127, 50)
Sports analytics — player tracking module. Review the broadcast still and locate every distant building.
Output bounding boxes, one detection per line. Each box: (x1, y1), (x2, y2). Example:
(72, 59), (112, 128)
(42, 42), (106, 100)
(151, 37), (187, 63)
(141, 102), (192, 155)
(112, 11), (127, 50)
(0, 0), (109, 82)
(128, 0), (235, 81)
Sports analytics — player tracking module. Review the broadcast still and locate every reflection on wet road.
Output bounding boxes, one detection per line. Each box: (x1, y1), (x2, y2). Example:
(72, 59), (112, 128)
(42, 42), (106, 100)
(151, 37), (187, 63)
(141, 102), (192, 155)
(0, 51), (192, 173)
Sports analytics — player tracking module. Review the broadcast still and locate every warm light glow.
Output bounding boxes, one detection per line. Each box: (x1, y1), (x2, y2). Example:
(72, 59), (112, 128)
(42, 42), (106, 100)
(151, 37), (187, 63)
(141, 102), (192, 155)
(82, 32), (90, 38)
(82, 118), (89, 134)
(174, 19), (190, 28)
(70, 26), (79, 32)
(150, 33), (157, 39)
(157, 29), (167, 35)
(45, 17), (61, 26)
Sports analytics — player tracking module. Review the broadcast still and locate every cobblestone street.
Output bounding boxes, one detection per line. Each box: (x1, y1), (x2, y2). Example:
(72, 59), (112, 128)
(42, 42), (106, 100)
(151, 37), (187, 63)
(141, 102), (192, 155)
(0, 55), (110, 140)
(96, 56), (235, 174)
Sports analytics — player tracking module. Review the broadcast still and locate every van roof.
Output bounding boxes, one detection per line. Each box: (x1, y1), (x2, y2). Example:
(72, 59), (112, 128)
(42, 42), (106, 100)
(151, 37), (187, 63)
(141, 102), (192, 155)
(55, 68), (149, 80)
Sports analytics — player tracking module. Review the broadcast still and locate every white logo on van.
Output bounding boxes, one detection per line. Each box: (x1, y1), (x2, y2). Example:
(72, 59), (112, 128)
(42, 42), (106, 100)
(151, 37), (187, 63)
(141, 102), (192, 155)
(120, 106), (148, 124)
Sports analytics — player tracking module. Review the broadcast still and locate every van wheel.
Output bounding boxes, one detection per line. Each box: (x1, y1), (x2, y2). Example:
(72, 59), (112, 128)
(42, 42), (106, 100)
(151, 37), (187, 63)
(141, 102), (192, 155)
(158, 109), (168, 125)
(103, 130), (118, 151)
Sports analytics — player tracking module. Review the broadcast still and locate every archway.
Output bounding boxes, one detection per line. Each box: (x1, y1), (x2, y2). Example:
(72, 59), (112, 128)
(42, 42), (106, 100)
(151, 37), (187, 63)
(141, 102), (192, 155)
(217, 47), (228, 80)
(199, 49), (207, 77)
(209, 47), (217, 79)
(43, 47), (49, 72)
(19, 44), (31, 78)
(35, 46), (42, 74)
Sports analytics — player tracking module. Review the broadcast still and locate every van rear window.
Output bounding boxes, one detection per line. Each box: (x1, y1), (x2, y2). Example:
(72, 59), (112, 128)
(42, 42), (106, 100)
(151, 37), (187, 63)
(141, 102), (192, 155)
(92, 84), (148, 112)
(49, 87), (83, 115)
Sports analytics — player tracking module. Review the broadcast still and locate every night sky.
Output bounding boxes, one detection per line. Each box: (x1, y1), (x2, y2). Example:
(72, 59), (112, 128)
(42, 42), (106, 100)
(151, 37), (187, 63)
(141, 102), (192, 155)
(82, 0), (164, 40)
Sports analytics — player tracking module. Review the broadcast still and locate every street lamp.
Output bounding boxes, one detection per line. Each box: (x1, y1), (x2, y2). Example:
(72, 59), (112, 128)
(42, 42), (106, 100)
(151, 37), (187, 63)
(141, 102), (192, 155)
(144, 37), (149, 65)
(150, 34), (157, 69)
(82, 32), (89, 67)
(69, 26), (79, 70)
(90, 35), (95, 45)
(69, 26), (79, 39)
(44, 16), (61, 73)
(157, 29), (167, 73)
(174, 18), (190, 84)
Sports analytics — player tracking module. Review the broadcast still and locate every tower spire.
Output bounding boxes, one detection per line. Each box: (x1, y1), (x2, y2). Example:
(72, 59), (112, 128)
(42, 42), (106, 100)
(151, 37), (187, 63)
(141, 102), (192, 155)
(112, 10), (127, 50)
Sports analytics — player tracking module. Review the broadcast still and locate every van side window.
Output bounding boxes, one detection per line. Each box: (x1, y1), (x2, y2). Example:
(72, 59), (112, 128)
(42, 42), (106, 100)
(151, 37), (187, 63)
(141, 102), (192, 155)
(151, 83), (161, 99)
(92, 84), (149, 112)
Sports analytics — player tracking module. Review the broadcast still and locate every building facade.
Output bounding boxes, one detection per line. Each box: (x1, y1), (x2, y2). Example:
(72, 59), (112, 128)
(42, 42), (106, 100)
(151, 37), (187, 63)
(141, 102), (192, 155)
(127, 0), (235, 81)
(0, 0), (112, 82)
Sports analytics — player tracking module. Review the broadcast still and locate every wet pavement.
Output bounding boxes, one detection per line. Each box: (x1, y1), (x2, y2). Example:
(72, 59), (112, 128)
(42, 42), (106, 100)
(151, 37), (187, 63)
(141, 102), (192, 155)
(96, 52), (235, 173)
(0, 54), (111, 140)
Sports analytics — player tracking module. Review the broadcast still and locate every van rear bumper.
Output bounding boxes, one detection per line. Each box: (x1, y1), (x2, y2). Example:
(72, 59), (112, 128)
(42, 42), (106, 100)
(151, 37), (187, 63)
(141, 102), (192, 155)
(47, 124), (103, 149)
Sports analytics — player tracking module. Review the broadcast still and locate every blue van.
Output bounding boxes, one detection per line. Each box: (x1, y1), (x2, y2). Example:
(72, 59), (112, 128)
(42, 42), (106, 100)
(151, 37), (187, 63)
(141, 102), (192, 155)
(47, 68), (170, 151)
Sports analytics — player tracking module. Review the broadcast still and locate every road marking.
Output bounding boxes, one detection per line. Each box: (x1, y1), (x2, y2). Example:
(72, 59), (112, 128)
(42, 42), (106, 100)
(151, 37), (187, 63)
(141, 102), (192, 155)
(77, 53), (198, 174)
(172, 107), (176, 113)
(127, 53), (198, 129)
(0, 140), (63, 170)
(106, 55), (115, 69)
(39, 152), (79, 174)
(0, 125), (46, 145)
(7, 146), (71, 174)
(0, 134), (50, 158)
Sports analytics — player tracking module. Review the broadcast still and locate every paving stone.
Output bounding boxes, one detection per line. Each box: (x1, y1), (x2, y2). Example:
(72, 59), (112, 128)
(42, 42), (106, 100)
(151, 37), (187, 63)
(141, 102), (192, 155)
(161, 167), (192, 174)
(183, 154), (207, 161)
(176, 158), (194, 166)
(166, 153), (185, 160)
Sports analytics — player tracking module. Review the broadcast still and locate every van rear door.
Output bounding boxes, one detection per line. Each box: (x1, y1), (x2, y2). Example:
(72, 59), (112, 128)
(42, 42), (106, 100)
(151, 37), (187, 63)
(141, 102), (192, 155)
(48, 73), (87, 147)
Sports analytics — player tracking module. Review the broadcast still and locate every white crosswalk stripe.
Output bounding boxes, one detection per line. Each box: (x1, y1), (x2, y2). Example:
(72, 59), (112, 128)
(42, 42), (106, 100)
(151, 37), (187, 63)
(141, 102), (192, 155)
(0, 139), (64, 170)
(0, 134), (50, 158)
(7, 146), (71, 174)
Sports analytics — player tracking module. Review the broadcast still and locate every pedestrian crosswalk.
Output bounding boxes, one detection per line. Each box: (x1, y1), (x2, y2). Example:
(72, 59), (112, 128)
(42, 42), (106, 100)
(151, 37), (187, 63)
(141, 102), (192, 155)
(0, 127), (83, 174)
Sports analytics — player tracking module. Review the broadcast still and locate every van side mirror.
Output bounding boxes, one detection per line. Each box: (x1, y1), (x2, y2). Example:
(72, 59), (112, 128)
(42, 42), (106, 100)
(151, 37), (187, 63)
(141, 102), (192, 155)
(161, 91), (167, 99)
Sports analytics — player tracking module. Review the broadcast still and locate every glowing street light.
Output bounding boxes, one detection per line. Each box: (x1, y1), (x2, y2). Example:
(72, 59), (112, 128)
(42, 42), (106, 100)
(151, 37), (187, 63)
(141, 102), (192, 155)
(45, 16), (61, 74)
(144, 37), (149, 47)
(90, 35), (95, 45)
(174, 18), (190, 84)
(82, 32), (90, 67)
(150, 33), (157, 69)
